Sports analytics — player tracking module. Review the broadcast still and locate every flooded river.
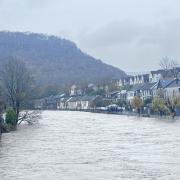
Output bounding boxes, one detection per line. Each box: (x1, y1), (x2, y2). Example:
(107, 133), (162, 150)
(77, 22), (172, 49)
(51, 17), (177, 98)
(0, 111), (180, 179)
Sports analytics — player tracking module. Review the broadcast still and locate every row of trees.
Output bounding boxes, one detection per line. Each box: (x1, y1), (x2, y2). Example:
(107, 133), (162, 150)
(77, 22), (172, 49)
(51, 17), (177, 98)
(131, 95), (180, 117)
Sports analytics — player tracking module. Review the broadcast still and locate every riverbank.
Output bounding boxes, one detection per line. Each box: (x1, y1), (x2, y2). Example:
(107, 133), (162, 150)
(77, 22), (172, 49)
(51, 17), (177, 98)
(55, 109), (180, 120)
(1, 109), (179, 137)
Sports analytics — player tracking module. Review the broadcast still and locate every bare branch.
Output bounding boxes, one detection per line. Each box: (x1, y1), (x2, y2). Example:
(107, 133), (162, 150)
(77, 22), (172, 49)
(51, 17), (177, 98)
(159, 56), (179, 78)
(18, 110), (41, 125)
(0, 57), (33, 123)
(159, 56), (171, 70)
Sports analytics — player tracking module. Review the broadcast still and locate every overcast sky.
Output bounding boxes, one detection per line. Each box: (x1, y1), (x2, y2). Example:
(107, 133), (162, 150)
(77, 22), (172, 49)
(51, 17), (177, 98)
(0, 0), (180, 72)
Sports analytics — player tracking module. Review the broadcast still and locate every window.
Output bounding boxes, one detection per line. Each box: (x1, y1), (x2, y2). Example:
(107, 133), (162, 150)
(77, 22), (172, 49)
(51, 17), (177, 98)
(179, 88), (180, 92)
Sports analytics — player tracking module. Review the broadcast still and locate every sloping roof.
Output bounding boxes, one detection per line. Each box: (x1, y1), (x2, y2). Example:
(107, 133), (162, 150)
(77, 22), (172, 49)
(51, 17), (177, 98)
(109, 91), (121, 96)
(164, 78), (180, 88)
(120, 90), (127, 94)
(130, 83), (156, 92)
(67, 96), (98, 102)
(68, 96), (81, 102)
(54, 93), (66, 99)
(141, 83), (156, 91)
(157, 79), (174, 89)
(131, 84), (144, 91)
(81, 96), (99, 101)
(59, 97), (69, 102)
(151, 69), (164, 74)
(88, 83), (95, 88)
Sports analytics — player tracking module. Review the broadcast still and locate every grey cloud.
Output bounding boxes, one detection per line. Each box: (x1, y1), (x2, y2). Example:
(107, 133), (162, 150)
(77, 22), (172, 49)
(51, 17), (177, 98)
(80, 19), (180, 49)
(78, 19), (180, 71)
(79, 21), (143, 49)
(0, 0), (180, 71)
(139, 19), (180, 45)
(0, 0), (58, 10)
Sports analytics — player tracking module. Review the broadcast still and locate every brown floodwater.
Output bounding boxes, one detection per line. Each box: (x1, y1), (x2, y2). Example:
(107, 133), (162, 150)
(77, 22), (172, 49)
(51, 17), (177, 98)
(0, 111), (180, 179)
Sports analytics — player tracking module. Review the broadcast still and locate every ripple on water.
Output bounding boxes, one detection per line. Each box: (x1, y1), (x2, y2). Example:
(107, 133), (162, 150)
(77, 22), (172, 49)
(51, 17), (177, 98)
(0, 111), (180, 180)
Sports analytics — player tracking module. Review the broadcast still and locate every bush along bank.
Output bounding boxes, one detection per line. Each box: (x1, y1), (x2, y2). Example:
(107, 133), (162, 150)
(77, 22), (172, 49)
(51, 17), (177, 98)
(0, 108), (18, 135)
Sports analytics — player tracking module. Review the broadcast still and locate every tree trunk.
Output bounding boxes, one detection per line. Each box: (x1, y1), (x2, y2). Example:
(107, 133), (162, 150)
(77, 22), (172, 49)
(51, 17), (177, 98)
(15, 100), (20, 125)
(0, 115), (2, 138)
(137, 108), (141, 117)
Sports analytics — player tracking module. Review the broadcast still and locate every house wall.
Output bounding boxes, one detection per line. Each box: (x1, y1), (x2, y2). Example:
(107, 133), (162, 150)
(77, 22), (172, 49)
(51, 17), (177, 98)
(164, 87), (180, 98)
(129, 78), (134, 85)
(57, 101), (67, 110)
(149, 73), (162, 83)
(141, 90), (152, 100)
(127, 91), (135, 104)
(67, 102), (75, 109)
(175, 106), (180, 116)
(81, 101), (89, 110)
(118, 79), (124, 87)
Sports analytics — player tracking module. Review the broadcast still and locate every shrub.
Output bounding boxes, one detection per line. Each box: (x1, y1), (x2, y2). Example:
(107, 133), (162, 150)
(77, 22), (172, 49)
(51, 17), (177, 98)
(132, 96), (143, 109)
(152, 96), (171, 116)
(5, 108), (17, 126)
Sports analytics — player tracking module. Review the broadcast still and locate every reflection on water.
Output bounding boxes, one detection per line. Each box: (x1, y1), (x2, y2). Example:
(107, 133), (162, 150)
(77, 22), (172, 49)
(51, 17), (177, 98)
(0, 111), (180, 179)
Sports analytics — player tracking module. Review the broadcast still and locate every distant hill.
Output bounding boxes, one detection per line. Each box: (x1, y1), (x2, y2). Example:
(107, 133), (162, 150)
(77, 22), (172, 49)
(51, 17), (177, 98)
(0, 31), (126, 87)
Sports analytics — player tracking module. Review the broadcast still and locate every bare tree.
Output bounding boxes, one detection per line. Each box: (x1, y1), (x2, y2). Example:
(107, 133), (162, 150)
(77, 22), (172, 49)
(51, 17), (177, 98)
(1, 57), (33, 124)
(170, 60), (179, 78)
(159, 56), (171, 70)
(159, 56), (179, 78)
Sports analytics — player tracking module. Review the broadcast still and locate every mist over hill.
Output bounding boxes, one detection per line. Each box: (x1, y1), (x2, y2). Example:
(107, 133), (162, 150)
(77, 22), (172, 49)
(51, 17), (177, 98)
(0, 31), (126, 88)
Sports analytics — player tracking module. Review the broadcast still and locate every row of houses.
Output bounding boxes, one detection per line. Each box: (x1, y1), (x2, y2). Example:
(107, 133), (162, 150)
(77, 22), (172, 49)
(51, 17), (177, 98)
(34, 65), (180, 111)
(57, 96), (102, 110)
(112, 78), (180, 104)
(69, 67), (180, 97)
(118, 67), (180, 87)
(34, 78), (180, 111)
(34, 95), (102, 110)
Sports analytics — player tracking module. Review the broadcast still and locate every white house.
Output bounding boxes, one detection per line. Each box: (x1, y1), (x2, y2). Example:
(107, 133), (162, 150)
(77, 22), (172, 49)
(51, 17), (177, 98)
(70, 85), (77, 96)
(58, 96), (101, 110)
(140, 83), (156, 100)
(57, 97), (69, 110)
(152, 79), (174, 98)
(66, 97), (81, 110)
(70, 85), (83, 96)
(127, 73), (150, 85)
(80, 96), (100, 110)
(88, 83), (98, 91)
(127, 84), (144, 104)
(149, 70), (164, 83)
(119, 90), (127, 102)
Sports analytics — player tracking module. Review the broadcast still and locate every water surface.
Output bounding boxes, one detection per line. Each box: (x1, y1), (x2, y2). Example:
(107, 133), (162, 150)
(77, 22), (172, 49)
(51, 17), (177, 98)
(0, 111), (180, 179)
